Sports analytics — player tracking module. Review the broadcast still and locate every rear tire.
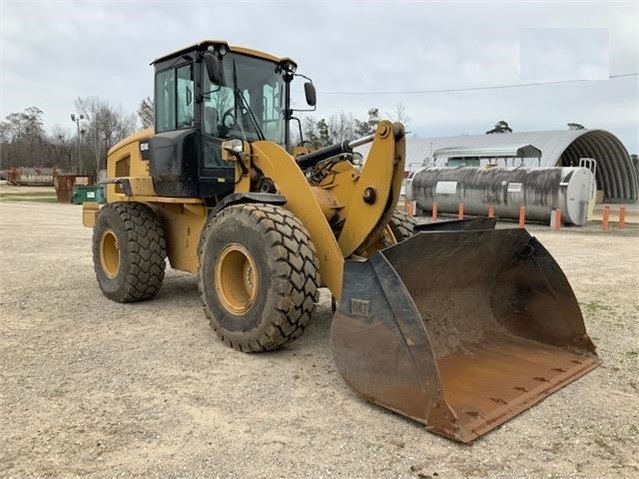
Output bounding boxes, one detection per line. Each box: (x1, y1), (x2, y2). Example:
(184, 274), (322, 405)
(93, 202), (167, 302)
(198, 204), (320, 352)
(389, 209), (417, 242)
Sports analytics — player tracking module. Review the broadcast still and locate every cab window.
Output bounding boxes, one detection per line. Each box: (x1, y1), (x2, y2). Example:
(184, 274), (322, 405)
(176, 65), (194, 128)
(154, 63), (194, 132)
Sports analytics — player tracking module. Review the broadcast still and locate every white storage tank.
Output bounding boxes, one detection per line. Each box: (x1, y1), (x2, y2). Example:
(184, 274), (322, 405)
(407, 166), (595, 225)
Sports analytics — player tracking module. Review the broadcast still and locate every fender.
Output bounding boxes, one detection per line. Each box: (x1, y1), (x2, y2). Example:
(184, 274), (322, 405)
(208, 192), (287, 218)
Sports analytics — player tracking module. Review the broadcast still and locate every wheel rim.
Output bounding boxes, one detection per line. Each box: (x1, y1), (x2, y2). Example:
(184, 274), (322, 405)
(100, 229), (121, 279)
(215, 243), (259, 315)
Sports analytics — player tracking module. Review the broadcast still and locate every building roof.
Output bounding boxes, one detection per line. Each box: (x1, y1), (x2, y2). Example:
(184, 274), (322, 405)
(433, 144), (542, 159)
(357, 129), (637, 201)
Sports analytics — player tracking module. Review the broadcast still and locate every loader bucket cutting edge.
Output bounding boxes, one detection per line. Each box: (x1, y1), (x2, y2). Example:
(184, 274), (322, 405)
(331, 228), (599, 443)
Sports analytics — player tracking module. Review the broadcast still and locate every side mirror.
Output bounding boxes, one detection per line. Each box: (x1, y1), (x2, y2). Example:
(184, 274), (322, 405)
(203, 52), (222, 85)
(304, 82), (316, 107)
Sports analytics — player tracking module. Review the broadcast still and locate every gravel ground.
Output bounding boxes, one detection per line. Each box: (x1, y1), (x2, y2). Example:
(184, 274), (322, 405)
(1, 200), (638, 479)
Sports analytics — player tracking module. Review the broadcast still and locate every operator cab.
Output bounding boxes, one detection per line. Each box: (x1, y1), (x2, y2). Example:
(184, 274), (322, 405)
(147, 40), (315, 199)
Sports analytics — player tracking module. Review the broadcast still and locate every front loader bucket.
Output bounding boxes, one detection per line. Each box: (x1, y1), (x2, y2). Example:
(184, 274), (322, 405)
(331, 228), (599, 443)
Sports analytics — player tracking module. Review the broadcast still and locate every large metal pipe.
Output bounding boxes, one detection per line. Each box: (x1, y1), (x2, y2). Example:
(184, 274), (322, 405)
(407, 166), (595, 225)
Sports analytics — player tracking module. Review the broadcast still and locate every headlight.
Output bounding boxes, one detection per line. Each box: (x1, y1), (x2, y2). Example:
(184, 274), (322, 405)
(279, 59), (297, 74)
(207, 43), (228, 57)
(222, 139), (244, 153)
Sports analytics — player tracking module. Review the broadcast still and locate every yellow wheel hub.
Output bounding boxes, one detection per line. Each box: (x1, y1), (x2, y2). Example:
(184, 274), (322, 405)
(215, 243), (259, 315)
(100, 229), (121, 279)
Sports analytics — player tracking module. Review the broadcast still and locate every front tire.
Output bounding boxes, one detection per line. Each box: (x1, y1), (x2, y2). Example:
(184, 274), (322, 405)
(389, 209), (417, 242)
(92, 202), (167, 302)
(198, 204), (320, 352)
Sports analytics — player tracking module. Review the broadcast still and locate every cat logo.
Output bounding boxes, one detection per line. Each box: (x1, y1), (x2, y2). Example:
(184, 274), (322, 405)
(350, 299), (371, 317)
(139, 140), (151, 160)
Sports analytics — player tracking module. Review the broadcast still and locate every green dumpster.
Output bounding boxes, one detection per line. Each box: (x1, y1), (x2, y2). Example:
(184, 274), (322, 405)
(72, 185), (104, 204)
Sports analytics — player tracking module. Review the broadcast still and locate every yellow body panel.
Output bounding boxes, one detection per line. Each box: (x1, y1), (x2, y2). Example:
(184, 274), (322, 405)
(117, 196), (203, 205)
(91, 125), (207, 273)
(155, 203), (207, 273)
(82, 202), (100, 228)
(124, 177), (156, 196)
(108, 128), (154, 156)
(231, 46), (287, 63)
(311, 186), (342, 222)
(250, 141), (345, 295)
(313, 160), (356, 223)
(337, 121), (405, 257)
(106, 129), (154, 203)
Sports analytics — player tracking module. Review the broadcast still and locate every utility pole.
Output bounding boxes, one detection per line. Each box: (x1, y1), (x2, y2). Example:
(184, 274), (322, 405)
(70, 113), (84, 173)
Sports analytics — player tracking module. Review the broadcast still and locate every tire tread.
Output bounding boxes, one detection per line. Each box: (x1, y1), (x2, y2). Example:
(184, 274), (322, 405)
(198, 204), (320, 352)
(389, 209), (417, 242)
(93, 202), (166, 302)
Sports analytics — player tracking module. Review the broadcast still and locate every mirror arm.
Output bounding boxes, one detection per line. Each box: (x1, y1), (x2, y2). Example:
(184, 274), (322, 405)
(290, 105), (317, 113)
(294, 73), (313, 82)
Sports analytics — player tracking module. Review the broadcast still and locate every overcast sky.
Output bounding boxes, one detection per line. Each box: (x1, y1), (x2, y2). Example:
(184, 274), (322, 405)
(1, 1), (638, 152)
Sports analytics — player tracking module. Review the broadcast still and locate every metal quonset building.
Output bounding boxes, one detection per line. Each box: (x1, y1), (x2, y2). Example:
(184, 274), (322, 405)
(358, 129), (638, 202)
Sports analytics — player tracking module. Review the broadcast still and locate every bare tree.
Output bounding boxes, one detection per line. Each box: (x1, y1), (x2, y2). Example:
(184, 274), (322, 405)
(386, 102), (410, 128)
(302, 117), (319, 146)
(329, 111), (355, 144)
(0, 106), (46, 168)
(75, 97), (138, 174)
(74, 97), (102, 174)
(47, 125), (74, 171)
(138, 97), (154, 129)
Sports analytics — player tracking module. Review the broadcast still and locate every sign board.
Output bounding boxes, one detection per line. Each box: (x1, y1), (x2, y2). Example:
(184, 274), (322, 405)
(436, 181), (458, 195)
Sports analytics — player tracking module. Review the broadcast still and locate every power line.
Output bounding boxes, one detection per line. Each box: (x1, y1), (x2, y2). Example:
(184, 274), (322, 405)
(319, 73), (639, 96)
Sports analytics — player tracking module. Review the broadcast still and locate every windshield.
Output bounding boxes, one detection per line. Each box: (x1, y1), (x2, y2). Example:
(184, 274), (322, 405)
(202, 53), (285, 144)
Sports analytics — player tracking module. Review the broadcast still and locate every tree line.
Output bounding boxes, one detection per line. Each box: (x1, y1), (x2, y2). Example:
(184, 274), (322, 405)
(0, 98), (137, 175)
(0, 99), (410, 175)
(301, 103), (411, 147)
(485, 120), (585, 134)
(137, 99), (411, 147)
(1, 97), (587, 175)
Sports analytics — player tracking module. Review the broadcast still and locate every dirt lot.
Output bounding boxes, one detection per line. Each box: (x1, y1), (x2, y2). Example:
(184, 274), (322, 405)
(1, 200), (638, 479)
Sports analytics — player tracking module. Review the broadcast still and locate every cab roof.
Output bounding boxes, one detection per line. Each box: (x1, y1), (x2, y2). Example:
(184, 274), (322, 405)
(151, 40), (294, 66)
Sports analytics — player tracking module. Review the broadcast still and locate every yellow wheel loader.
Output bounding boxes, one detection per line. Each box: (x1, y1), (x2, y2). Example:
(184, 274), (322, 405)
(82, 40), (599, 442)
